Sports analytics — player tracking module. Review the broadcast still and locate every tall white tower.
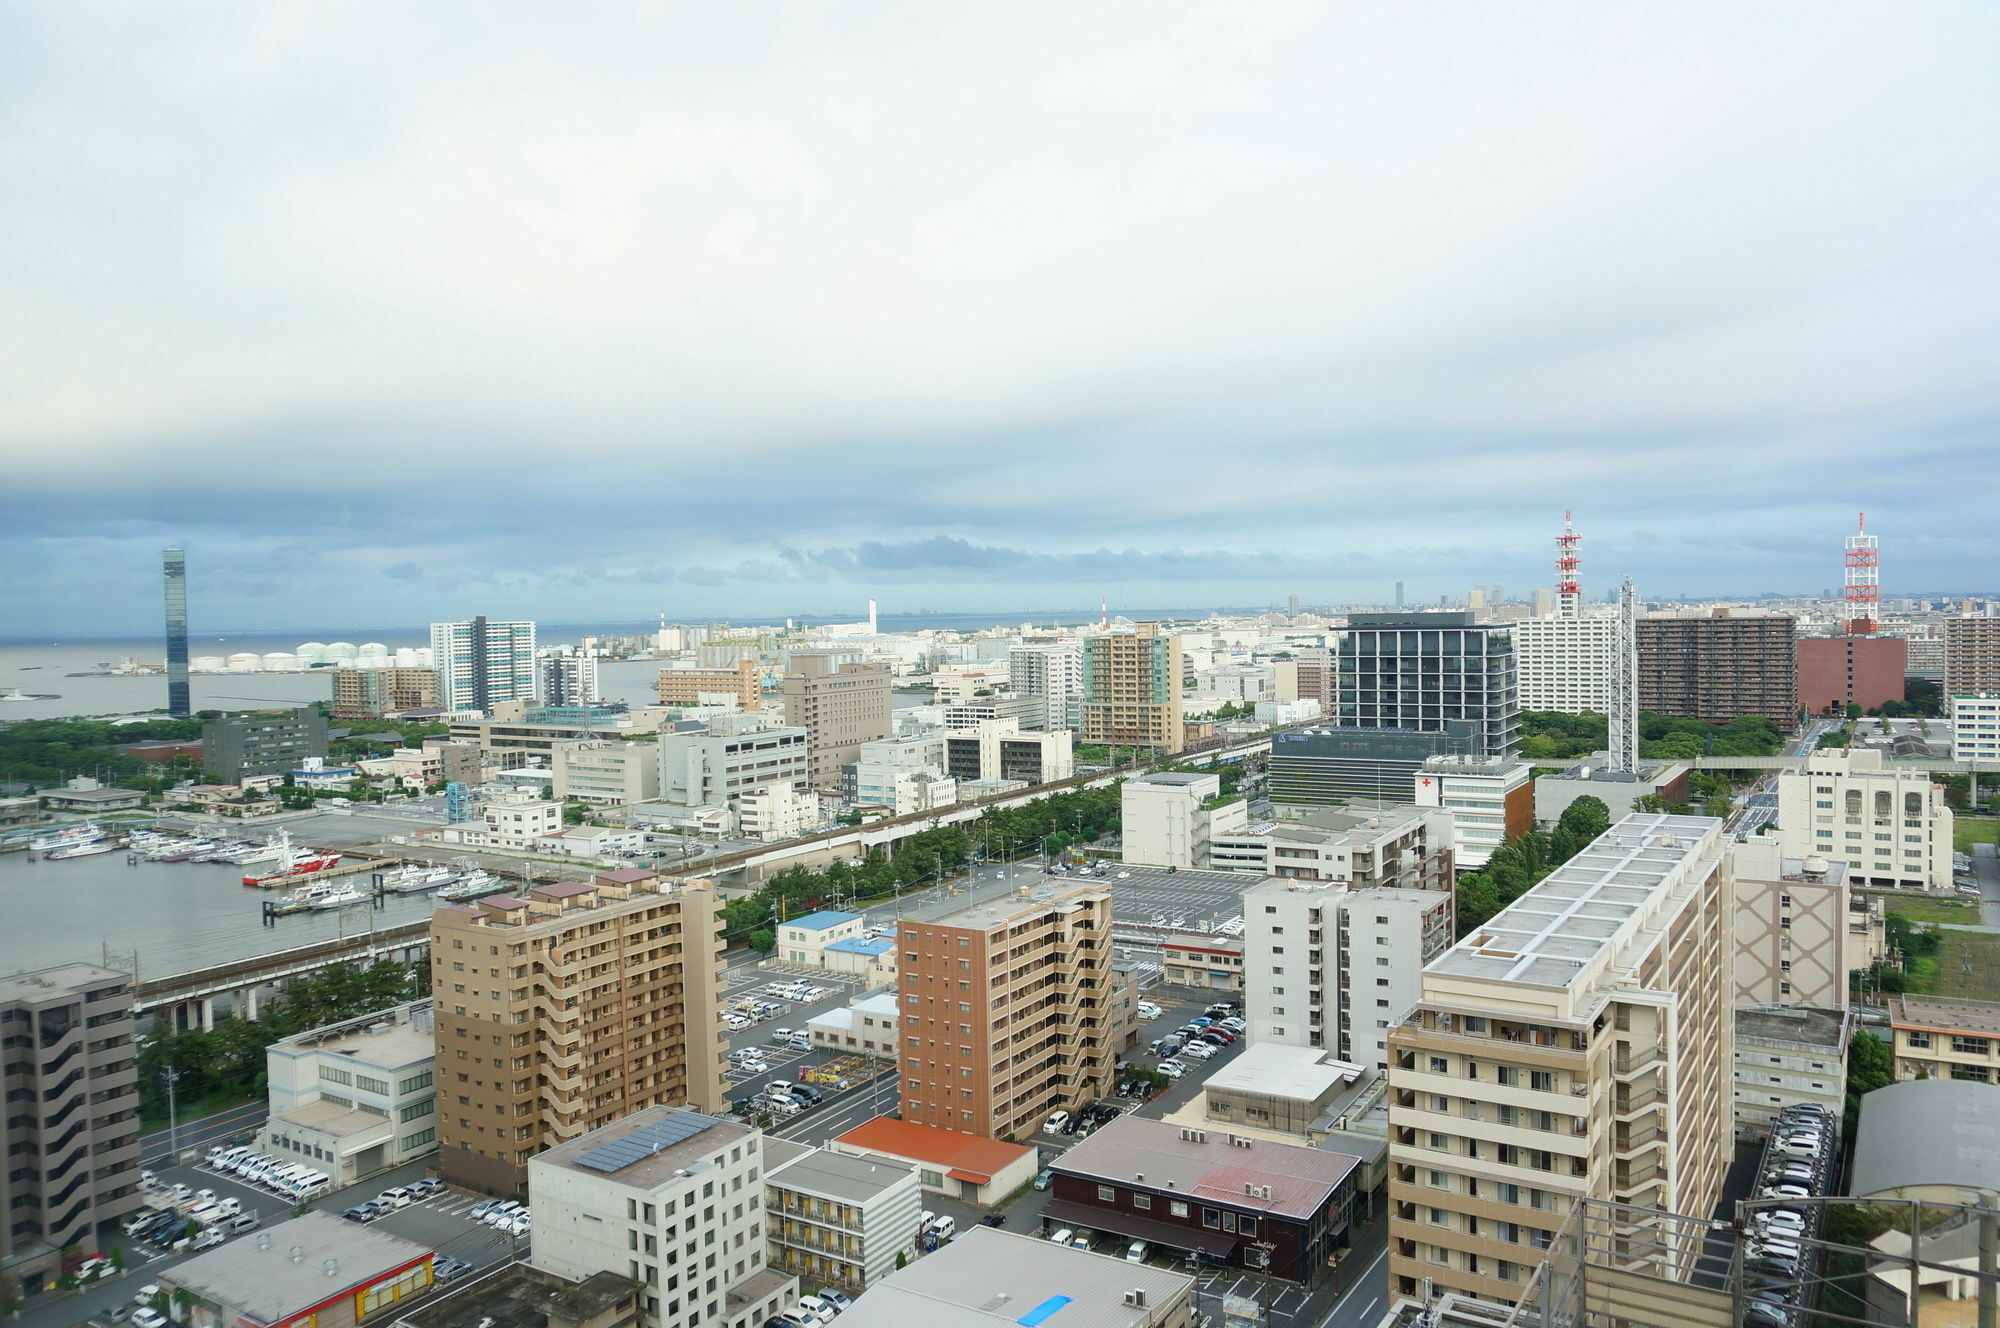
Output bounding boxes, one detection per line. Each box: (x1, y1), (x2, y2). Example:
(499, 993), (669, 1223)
(1606, 578), (1639, 773)
(867, 599), (879, 635)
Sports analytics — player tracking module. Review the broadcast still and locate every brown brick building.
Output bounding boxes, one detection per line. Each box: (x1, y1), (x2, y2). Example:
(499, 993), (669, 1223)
(333, 667), (440, 720)
(1797, 635), (1907, 716)
(429, 870), (727, 1194)
(1636, 613), (1798, 730)
(653, 659), (762, 711)
(896, 883), (1115, 1141)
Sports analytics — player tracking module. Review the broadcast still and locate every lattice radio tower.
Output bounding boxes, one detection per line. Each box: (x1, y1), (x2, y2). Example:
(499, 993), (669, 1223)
(1554, 511), (1581, 619)
(1844, 512), (1879, 635)
(1607, 578), (1639, 774)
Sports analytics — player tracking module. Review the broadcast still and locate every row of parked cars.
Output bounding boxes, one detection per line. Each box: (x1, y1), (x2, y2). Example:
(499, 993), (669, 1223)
(757, 1079), (826, 1117)
(340, 1177), (444, 1224)
(1741, 1103), (1838, 1328)
(762, 1288), (851, 1328)
(203, 1145), (331, 1202)
(1151, 1006), (1245, 1079)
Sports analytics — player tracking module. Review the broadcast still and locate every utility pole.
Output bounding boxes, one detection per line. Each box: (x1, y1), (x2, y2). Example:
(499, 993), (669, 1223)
(164, 1067), (181, 1165)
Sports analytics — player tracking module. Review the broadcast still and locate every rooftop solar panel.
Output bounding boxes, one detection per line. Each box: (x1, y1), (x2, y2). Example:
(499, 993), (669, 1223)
(573, 1110), (720, 1173)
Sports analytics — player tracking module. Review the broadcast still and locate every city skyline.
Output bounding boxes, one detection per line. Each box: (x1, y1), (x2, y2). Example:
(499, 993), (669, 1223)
(3, 5), (1997, 631)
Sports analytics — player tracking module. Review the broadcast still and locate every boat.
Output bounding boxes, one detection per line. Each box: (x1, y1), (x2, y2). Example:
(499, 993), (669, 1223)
(192, 842), (251, 863)
(267, 885), (329, 915)
(157, 838), (217, 862)
(48, 840), (119, 860)
(242, 830), (342, 887)
(437, 869), (505, 902)
(29, 825), (102, 852)
(307, 885), (369, 910)
(0, 687), (37, 703)
(380, 862), (458, 894)
(224, 836), (288, 865)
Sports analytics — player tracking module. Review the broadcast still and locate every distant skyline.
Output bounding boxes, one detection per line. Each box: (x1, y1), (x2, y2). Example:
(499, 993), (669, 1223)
(5, 4), (1998, 632)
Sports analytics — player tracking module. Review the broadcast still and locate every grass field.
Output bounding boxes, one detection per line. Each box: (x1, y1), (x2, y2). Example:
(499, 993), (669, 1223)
(1889, 897), (1983, 925)
(1955, 816), (2000, 855)
(1936, 927), (2000, 1001)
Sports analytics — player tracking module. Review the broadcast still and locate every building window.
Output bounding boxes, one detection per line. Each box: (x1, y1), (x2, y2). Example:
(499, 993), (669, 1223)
(399, 1126), (437, 1151)
(319, 1066), (353, 1086)
(1203, 1208), (1222, 1229)
(399, 1070), (434, 1094)
(398, 1099), (435, 1123)
(1170, 1201), (1189, 1218)
(1097, 1185), (1116, 1202)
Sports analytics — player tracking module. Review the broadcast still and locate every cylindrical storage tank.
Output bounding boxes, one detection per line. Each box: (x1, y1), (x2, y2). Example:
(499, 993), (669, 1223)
(227, 652), (260, 672)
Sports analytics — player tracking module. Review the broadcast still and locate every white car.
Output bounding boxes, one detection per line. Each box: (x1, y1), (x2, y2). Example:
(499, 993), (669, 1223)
(133, 1311), (169, 1328)
(1181, 1042), (1216, 1059)
(1157, 1060), (1187, 1079)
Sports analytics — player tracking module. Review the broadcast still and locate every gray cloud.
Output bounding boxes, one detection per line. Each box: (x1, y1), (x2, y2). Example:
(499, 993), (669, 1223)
(2, 1), (1998, 631)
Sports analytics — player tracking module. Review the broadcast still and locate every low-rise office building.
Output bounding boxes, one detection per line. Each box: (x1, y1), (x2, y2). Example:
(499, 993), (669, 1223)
(1886, 995), (2000, 1082)
(831, 1226), (1195, 1328)
(553, 741), (662, 805)
(829, 1118), (1037, 1206)
(396, 1265), (638, 1328)
(1532, 757), (1692, 824)
(761, 1137), (923, 1292)
(203, 708), (330, 783)
(1732, 1006), (1851, 1135)
(806, 992), (900, 1058)
(1122, 771), (1245, 870)
(734, 782), (816, 842)
(1775, 748), (1955, 891)
(529, 1107), (797, 1328)
(1412, 756), (1533, 869)
(657, 716), (811, 808)
(260, 1000), (438, 1186)
(775, 911), (865, 965)
(654, 659), (762, 711)
(943, 722), (1072, 787)
(1161, 936), (1243, 991)
(1044, 1116), (1363, 1282)
(162, 1212), (435, 1328)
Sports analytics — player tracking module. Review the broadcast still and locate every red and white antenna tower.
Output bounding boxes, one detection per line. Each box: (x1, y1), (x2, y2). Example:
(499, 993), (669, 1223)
(1844, 512), (1879, 636)
(1554, 510), (1581, 619)
(1100, 596), (1109, 629)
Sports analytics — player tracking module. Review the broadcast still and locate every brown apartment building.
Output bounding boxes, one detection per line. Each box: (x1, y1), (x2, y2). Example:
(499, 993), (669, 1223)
(0, 964), (144, 1294)
(332, 667), (440, 720)
(781, 655), (893, 790)
(654, 659), (762, 711)
(1945, 617), (2000, 695)
(429, 870), (728, 1195)
(1636, 613), (1798, 731)
(897, 883), (1116, 1141)
(1081, 621), (1186, 754)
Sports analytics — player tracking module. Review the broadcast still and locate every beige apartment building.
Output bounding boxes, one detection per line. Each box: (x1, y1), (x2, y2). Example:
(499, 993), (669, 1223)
(1730, 838), (1861, 1009)
(429, 869), (728, 1194)
(1081, 621), (1185, 754)
(896, 882), (1116, 1141)
(1885, 995), (2000, 1083)
(654, 659), (762, 711)
(781, 656), (893, 790)
(332, 666), (440, 720)
(1386, 813), (1734, 1309)
(1944, 616), (2000, 695)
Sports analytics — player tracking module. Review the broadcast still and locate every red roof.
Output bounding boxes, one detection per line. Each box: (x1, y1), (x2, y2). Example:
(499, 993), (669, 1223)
(833, 1117), (1032, 1183)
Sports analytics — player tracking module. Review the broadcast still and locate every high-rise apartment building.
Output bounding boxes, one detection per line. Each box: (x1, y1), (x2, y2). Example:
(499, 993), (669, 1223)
(1293, 646), (1335, 712)
(429, 870), (727, 1194)
(1945, 616), (2000, 695)
(780, 656), (893, 790)
(896, 883), (1115, 1140)
(0, 964), (142, 1294)
(1953, 694), (2000, 762)
(1009, 642), (1084, 732)
(1386, 814), (1733, 1308)
(536, 648), (600, 706)
(1242, 879), (1454, 1069)
(1796, 635), (1906, 716)
(654, 659), (762, 711)
(332, 667), (440, 720)
(1511, 616), (1614, 714)
(431, 616), (538, 713)
(529, 1106), (797, 1328)
(1730, 838), (1857, 1010)
(1338, 612), (1519, 756)
(1774, 748), (1953, 890)
(1081, 622), (1185, 754)
(1635, 613), (1797, 730)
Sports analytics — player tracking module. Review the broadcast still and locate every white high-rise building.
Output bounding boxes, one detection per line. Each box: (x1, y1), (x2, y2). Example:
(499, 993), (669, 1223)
(1007, 641), (1084, 732)
(536, 646), (600, 706)
(1512, 615), (1615, 714)
(429, 616), (537, 712)
(1242, 878), (1454, 1069)
(1775, 748), (1954, 891)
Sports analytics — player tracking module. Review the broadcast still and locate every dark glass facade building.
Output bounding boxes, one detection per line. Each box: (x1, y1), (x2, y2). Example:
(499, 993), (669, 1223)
(1337, 612), (1518, 756)
(164, 546), (190, 718)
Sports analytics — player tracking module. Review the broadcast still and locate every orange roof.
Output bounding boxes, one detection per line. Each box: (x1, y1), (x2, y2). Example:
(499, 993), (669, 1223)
(833, 1117), (1032, 1183)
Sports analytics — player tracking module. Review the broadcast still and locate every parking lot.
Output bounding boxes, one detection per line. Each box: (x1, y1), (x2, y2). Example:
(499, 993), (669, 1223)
(1104, 866), (1255, 931)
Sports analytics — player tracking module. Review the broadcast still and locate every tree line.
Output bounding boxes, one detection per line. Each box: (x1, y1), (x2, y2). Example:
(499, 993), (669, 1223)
(727, 783), (1123, 947)
(136, 959), (429, 1124)
(1515, 710), (1784, 763)
(1453, 795), (1611, 935)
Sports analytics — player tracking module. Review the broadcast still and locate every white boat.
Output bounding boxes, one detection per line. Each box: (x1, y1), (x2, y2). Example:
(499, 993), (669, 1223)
(268, 884), (336, 915)
(29, 824), (102, 852)
(192, 842), (251, 862)
(437, 869), (502, 901)
(48, 840), (119, 860)
(381, 862), (458, 894)
(307, 886), (369, 910)
(225, 836), (288, 865)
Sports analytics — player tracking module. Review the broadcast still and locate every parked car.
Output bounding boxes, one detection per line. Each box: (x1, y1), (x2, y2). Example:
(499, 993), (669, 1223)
(409, 1178), (442, 1198)
(926, 1215), (956, 1241)
(1127, 1240), (1149, 1263)
(1158, 1060), (1187, 1078)
(1044, 1111), (1070, 1134)
(1033, 1169), (1052, 1191)
(797, 1294), (841, 1322)
(342, 1206), (378, 1224)
(134, 1286), (161, 1308)
(227, 1214), (260, 1235)
(132, 1311), (169, 1328)
(1047, 1228), (1073, 1245)
(1181, 1042), (1216, 1060)
(469, 1199), (502, 1222)
(818, 1291), (851, 1312)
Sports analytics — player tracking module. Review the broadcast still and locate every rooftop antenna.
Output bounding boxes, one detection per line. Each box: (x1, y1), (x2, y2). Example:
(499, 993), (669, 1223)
(1607, 577), (1639, 774)
(1554, 511), (1581, 619)
(1844, 512), (1879, 635)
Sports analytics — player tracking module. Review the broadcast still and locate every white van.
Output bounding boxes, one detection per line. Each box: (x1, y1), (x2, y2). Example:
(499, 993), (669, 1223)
(926, 1215), (956, 1241)
(1047, 1228), (1073, 1245)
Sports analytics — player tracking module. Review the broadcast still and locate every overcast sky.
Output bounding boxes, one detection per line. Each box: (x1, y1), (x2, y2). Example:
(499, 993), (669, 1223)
(4, 2), (1996, 634)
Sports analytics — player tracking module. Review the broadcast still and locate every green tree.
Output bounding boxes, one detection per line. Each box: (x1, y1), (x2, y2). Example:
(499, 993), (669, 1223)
(1555, 795), (1611, 845)
(749, 929), (775, 954)
(1702, 794), (1732, 819)
(1846, 1030), (1894, 1119)
(1631, 793), (1668, 814)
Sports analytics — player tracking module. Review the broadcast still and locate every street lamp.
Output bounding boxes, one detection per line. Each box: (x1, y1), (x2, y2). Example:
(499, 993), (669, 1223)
(163, 1066), (181, 1165)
